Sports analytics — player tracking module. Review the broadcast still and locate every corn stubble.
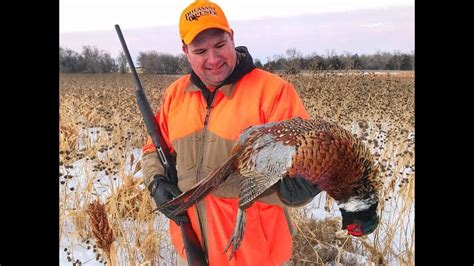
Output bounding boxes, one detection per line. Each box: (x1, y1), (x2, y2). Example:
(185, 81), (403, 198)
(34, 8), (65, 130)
(60, 71), (414, 265)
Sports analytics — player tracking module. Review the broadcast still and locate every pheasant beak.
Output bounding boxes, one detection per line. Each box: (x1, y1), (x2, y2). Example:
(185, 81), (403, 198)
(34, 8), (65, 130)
(346, 224), (363, 237)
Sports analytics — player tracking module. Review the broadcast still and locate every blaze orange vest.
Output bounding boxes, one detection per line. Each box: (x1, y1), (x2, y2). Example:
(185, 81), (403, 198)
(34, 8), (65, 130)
(143, 68), (309, 265)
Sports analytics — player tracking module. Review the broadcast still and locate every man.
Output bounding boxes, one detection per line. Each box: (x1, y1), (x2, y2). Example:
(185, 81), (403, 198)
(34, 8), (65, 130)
(142, 1), (319, 265)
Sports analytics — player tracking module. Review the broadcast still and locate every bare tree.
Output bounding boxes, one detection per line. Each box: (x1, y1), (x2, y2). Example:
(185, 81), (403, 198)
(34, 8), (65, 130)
(177, 54), (191, 74)
(284, 48), (302, 74)
(79, 46), (117, 73)
(400, 53), (414, 70)
(100, 53), (118, 73)
(117, 51), (128, 73)
(137, 51), (160, 74)
(254, 58), (263, 68)
(81, 46), (103, 73)
(60, 47), (84, 73)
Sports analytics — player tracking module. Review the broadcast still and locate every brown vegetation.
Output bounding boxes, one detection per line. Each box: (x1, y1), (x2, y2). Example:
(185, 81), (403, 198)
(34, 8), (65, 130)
(60, 71), (414, 265)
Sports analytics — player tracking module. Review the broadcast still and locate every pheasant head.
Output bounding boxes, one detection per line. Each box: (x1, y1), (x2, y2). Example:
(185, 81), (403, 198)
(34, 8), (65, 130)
(336, 156), (382, 237)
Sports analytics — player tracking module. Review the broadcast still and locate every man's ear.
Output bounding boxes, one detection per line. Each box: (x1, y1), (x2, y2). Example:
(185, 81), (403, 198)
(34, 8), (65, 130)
(182, 42), (188, 54)
(229, 29), (234, 42)
(182, 43), (191, 62)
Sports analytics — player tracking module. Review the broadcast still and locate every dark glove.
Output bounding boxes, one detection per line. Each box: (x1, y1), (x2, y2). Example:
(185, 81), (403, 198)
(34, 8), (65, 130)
(148, 175), (189, 224)
(277, 177), (321, 206)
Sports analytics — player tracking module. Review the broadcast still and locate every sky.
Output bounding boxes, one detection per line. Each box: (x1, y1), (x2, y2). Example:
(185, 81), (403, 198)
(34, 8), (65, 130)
(60, 0), (413, 33)
(60, 0), (414, 63)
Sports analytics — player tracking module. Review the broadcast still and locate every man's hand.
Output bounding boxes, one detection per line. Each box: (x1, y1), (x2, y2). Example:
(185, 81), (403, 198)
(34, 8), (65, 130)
(277, 177), (321, 206)
(148, 175), (189, 224)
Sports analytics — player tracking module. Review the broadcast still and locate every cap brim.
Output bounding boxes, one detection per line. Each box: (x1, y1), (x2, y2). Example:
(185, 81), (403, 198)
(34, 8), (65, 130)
(183, 23), (232, 45)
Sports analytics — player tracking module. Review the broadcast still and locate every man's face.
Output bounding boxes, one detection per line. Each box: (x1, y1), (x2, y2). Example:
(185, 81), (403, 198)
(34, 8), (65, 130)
(183, 29), (237, 87)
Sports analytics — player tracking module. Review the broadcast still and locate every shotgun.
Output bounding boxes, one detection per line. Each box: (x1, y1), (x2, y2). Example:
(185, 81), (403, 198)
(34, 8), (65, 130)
(115, 24), (207, 266)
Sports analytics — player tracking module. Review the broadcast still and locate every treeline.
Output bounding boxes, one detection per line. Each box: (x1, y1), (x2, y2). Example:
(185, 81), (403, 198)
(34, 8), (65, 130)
(60, 46), (123, 73)
(60, 46), (190, 74)
(60, 46), (413, 74)
(261, 49), (414, 74)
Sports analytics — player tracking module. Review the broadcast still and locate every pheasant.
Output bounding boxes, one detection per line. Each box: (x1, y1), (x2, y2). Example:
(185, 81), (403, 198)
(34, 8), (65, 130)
(163, 116), (382, 259)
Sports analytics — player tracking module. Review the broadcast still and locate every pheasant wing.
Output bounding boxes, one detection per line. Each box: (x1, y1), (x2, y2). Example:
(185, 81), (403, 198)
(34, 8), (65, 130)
(238, 138), (296, 207)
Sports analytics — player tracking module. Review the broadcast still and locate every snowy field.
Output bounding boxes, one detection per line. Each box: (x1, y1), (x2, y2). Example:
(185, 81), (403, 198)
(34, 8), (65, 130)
(59, 124), (414, 265)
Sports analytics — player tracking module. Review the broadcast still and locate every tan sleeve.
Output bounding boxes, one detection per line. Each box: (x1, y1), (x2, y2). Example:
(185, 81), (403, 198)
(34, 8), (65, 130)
(141, 151), (165, 187)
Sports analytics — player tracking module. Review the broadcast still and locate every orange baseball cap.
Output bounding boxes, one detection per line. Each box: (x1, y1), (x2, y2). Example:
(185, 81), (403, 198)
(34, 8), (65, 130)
(179, 0), (231, 45)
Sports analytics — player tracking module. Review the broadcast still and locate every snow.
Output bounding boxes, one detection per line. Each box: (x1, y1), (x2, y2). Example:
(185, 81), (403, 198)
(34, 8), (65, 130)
(60, 126), (414, 265)
(59, 148), (146, 265)
(60, 127), (168, 265)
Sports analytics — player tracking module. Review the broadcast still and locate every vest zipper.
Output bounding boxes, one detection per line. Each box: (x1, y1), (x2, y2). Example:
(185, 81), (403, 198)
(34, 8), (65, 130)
(193, 90), (217, 257)
(196, 91), (216, 182)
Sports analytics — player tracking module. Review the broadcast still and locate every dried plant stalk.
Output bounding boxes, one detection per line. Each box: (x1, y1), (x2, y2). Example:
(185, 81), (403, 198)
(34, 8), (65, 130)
(87, 199), (116, 265)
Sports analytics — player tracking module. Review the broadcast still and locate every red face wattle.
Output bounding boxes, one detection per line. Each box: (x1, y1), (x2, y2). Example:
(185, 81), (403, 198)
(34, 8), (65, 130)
(346, 223), (363, 237)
